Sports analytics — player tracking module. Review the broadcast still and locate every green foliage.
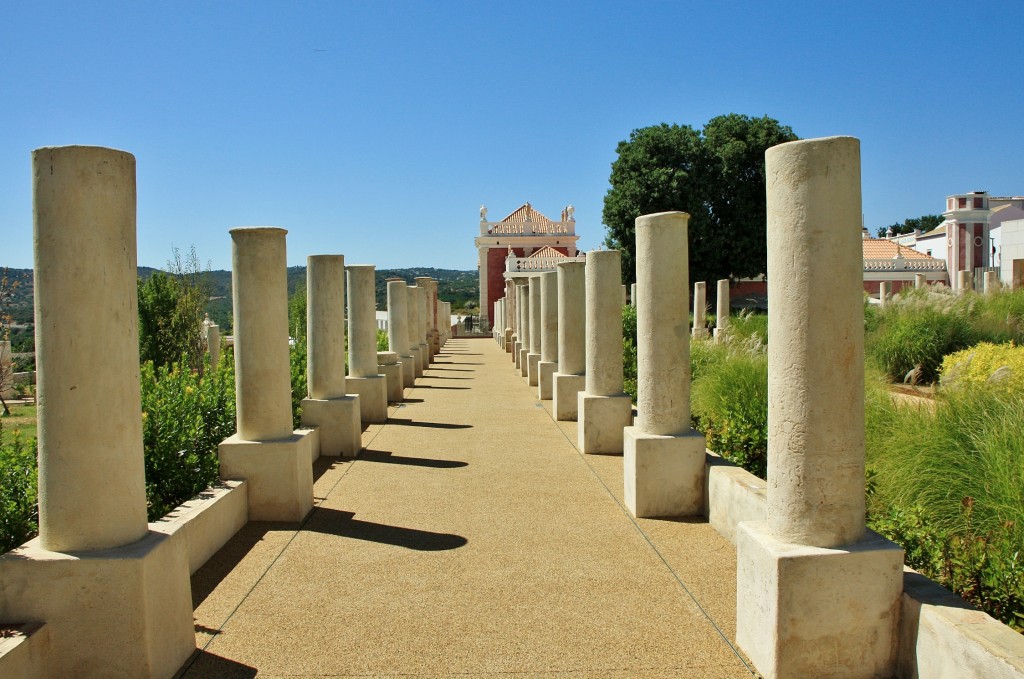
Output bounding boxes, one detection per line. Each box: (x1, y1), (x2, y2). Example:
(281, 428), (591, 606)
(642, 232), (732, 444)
(875, 214), (944, 238)
(289, 283), (307, 340)
(140, 352), (236, 520)
(692, 346), (769, 478)
(0, 422), (37, 554)
(622, 305), (638, 402)
(867, 296), (977, 384)
(603, 114), (797, 285)
(138, 247), (210, 372)
(290, 338), (307, 429)
(377, 328), (389, 352)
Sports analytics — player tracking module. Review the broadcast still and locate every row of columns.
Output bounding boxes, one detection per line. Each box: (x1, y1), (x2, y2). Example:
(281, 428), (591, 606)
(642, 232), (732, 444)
(494, 136), (903, 679)
(1, 145), (452, 677)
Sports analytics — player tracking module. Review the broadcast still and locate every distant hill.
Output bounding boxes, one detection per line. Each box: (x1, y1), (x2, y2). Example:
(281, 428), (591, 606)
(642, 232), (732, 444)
(2, 265), (479, 334)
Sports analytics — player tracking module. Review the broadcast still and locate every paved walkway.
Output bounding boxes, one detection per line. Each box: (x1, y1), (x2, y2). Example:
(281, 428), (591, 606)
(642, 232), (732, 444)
(177, 337), (754, 678)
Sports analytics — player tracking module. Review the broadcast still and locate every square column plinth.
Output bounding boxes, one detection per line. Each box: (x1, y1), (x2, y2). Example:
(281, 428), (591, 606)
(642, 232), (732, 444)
(399, 354), (416, 388)
(553, 373), (585, 420)
(526, 353), (541, 386)
(505, 329), (513, 353)
(537, 361), (557, 400)
(0, 529), (194, 678)
(411, 347), (425, 377)
(301, 396), (361, 457)
(380, 362), (404, 402)
(519, 348), (529, 377)
(346, 375), (389, 423)
(513, 341), (522, 367)
(736, 522), (904, 679)
(578, 393), (632, 455)
(219, 430), (317, 521)
(624, 428), (706, 517)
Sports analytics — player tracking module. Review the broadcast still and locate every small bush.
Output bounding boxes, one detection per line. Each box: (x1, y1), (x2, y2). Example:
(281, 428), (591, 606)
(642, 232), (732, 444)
(623, 305), (638, 402)
(290, 339), (307, 429)
(692, 347), (768, 478)
(940, 342), (1024, 395)
(0, 423), (37, 554)
(867, 304), (976, 383)
(377, 328), (389, 352)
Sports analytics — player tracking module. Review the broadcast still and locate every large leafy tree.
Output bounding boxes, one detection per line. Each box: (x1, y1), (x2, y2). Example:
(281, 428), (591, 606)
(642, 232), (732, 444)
(603, 114), (797, 285)
(138, 247), (210, 372)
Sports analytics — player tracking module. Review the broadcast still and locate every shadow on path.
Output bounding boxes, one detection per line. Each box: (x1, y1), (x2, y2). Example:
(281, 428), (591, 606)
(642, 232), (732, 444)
(304, 508), (468, 551)
(413, 384), (470, 390)
(359, 449), (468, 468)
(177, 649), (258, 678)
(386, 418), (472, 429)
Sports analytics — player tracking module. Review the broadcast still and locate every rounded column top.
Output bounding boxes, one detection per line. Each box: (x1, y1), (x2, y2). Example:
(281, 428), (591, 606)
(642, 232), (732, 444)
(230, 226), (288, 238)
(308, 254), (345, 264)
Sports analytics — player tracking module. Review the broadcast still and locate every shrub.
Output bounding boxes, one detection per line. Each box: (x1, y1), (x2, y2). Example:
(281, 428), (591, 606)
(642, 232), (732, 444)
(692, 346), (768, 478)
(940, 342), (1024, 396)
(0, 423), (37, 554)
(623, 305), (638, 402)
(290, 338), (307, 429)
(377, 328), (389, 352)
(141, 353), (235, 520)
(867, 303), (976, 383)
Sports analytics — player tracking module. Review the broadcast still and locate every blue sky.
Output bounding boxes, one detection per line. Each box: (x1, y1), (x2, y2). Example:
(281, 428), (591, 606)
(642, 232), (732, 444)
(2, 1), (1021, 271)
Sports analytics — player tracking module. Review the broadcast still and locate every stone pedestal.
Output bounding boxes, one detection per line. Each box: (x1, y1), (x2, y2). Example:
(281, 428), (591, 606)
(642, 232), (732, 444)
(378, 351), (404, 402)
(736, 136), (902, 679)
(914, 273), (927, 289)
(220, 431), (317, 519)
(879, 281), (889, 307)
(527, 353), (541, 386)
(958, 269), (972, 294)
(624, 429), (706, 517)
(514, 340), (523, 369)
(226, 227), (314, 521)
(578, 393), (632, 454)
(300, 397), (361, 457)
(303, 254), (362, 458)
(346, 376), (388, 424)
(630, 282), (637, 306)
(504, 328), (513, 353)
(2, 146), (194, 676)
(553, 374), (586, 420)
(985, 270), (998, 294)
(736, 524), (903, 679)
(206, 322), (221, 369)
(624, 212), (705, 517)
(578, 250), (632, 454)
(518, 283), (531, 377)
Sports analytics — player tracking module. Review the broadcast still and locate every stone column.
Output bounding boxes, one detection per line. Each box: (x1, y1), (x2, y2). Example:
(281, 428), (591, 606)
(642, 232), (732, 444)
(347, 265), (388, 423)
(714, 279), (730, 341)
(736, 136), (902, 679)
(985, 270), (998, 294)
(0, 340), (12, 400)
(479, 251), (489, 331)
(206, 322), (221, 370)
(220, 227), (316, 521)
(416, 276), (438, 360)
(517, 282), (531, 376)
(0, 145), (194, 676)
(554, 261), (586, 420)
(630, 282), (637, 306)
(537, 271), (558, 400)
(526, 275), (542, 386)
(300, 255), (361, 457)
(879, 281), (889, 307)
(621, 284), (628, 307)
(578, 250), (632, 454)
(406, 284), (425, 377)
(958, 269), (972, 293)
(387, 279), (416, 388)
(692, 281), (708, 340)
(624, 212), (706, 518)
(413, 285), (430, 368)
(915, 273), (927, 289)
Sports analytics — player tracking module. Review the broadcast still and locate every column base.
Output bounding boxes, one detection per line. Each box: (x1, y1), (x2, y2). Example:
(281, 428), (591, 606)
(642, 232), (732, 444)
(624, 427), (706, 517)
(714, 327), (728, 342)
(219, 430), (316, 521)
(379, 362), (404, 402)
(346, 375), (389, 424)
(417, 343), (430, 372)
(692, 326), (709, 341)
(537, 361), (557, 400)
(504, 329), (513, 353)
(0, 529), (194, 678)
(399, 353), (416, 387)
(526, 353), (541, 386)
(409, 346), (423, 377)
(301, 396), (362, 457)
(553, 373), (585, 420)
(519, 348), (530, 377)
(512, 337), (520, 363)
(577, 393), (633, 455)
(736, 522), (904, 679)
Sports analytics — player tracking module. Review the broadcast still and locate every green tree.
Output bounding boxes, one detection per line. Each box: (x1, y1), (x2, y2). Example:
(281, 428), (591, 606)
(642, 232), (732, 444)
(876, 214), (944, 238)
(603, 114), (797, 285)
(138, 247), (210, 372)
(288, 283), (307, 340)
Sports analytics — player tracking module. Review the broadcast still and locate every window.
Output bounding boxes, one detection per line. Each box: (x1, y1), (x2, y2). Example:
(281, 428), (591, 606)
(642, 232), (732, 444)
(959, 197), (967, 208)
(974, 197), (984, 209)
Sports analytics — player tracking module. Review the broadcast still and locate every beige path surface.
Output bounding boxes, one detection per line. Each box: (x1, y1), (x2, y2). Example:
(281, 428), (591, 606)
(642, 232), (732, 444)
(178, 337), (754, 678)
